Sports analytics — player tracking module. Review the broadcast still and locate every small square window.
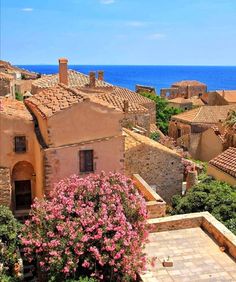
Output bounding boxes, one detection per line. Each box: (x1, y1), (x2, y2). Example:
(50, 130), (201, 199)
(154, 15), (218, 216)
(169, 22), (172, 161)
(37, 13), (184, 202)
(79, 150), (94, 173)
(14, 136), (27, 153)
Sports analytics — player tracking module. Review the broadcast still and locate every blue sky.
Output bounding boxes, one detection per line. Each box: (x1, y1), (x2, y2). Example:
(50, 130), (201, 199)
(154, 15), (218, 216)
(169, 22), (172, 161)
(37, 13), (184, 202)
(1, 0), (236, 65)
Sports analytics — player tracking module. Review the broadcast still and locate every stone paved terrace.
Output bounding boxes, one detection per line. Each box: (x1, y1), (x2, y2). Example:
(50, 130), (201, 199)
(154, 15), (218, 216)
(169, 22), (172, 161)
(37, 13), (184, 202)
(142, 227), (236, 281)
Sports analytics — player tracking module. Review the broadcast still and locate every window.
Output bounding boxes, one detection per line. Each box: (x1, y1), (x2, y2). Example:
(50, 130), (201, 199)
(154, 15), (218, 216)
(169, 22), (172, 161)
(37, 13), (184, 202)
(79, 150), (94, 173)
(14, 136), (27, 153)
(177, 128), (181, 138)
(14, 180), (32, 210)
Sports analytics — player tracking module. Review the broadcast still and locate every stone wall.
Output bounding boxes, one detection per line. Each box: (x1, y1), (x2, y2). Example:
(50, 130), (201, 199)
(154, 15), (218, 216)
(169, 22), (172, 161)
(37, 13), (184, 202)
(0, 167), (12, 207)
(122, 112), (151, 135)
(161, 84), (207, 99)
(15, 80), (33, 94)
(125, 130), (183, 203)
(0, 79), (14, 97)
(168, 121), (191, 139)
(141, 102), (156, 124)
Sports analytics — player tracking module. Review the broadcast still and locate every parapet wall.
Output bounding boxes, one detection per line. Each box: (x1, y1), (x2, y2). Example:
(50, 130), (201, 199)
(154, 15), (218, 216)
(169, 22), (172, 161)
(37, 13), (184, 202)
(148, 212), (236, 260)
(133, 174), (166, 218)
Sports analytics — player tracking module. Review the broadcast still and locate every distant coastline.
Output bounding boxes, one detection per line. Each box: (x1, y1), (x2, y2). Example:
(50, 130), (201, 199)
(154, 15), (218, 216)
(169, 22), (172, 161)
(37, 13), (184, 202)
(17, 65), (236, 93)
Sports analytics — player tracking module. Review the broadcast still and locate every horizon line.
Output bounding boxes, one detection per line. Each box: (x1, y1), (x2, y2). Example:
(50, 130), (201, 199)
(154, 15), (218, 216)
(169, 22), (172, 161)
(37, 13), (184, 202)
(16, 64), (236, 67)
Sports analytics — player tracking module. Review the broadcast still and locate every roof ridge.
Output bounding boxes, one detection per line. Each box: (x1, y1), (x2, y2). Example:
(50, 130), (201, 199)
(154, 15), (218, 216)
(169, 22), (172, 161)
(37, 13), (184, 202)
(192, 106), (203, 122)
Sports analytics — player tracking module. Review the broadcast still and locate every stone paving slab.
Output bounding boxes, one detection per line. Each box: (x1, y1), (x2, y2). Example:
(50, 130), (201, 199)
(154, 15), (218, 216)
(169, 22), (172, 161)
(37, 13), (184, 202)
(141, 227), (236, 282)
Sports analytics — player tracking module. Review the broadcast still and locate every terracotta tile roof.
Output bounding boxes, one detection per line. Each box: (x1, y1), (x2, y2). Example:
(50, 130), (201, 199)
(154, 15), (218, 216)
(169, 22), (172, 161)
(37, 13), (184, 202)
(33, 70), (112, 89)
(209, 147), (236, 178)
(25, 85), (87, 118)
(0, 72), (14, 81)
(111, 86), (154, 105)
(172, 105), (236, 124)
(169, 97), (192, 104)
(0, 97), (32, 120)
(123, 128), (181, 157)
(95, 92), (148, 113)
(172, 80), (206, 87)
(25, 84), (123, 119)
(216, 90), (236, 103)
(191, 97), (205, 106)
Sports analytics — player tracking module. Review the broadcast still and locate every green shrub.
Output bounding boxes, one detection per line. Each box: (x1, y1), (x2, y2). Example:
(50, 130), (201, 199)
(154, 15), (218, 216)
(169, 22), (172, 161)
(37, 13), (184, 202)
(15, 92), (23, 101)
(0, 205), (22, 279)
(149, 132), (160, 141)
(171, 180), (236, 234)
(140, 92), (183, 134)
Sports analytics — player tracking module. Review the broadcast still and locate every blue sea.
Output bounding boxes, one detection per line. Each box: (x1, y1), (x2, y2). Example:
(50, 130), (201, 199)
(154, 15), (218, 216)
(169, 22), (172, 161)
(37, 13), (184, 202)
(18, 65), (236, 94)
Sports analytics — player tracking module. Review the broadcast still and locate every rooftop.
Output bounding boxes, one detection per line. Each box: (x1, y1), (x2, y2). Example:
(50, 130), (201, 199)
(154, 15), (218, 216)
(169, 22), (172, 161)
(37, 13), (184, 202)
(0, 72), (14, 81)
(216, 90), (236, 103)
(123, 128), (180, 158)
(0, 97), (32, 120)
(143, 227), (236, 281)
(169, 97), (192, 104)
(33, 70), (112, 89)
(25, 84), (124, 119)
(172, 105), (236, 124)
(141, 212), (236, 282)
(96, 92), (148, 113)
(172, 80), (206, 87)
(209, 147), (236, 178)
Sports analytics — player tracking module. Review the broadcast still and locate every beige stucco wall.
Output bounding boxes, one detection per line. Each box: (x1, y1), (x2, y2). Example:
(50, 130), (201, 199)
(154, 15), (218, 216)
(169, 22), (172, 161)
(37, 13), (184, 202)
(207, 164), (236, 186)
(198, 129), (223, 161)
(47, 101), (123, 147)
(43, 135), (125, 196)
(0, 114), (44, 207)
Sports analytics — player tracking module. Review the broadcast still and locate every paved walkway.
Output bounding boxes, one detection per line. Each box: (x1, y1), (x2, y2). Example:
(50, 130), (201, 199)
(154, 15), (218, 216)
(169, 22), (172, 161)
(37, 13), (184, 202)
(141, 227), (236, 281)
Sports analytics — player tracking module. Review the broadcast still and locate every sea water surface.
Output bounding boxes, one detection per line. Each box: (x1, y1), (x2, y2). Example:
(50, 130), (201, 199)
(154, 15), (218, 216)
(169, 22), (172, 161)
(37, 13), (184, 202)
(18, 65), (236, 93)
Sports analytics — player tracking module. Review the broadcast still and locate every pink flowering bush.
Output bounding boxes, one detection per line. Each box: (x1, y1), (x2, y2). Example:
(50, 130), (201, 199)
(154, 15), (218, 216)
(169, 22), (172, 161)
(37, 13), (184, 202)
(21, 172), (149, 281)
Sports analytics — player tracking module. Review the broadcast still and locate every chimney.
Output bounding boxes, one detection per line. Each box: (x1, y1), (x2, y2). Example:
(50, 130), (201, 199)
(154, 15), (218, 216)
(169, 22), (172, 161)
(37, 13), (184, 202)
(89, 71), (96, 87)
(59, 58), (68, 85)
(187, 85), (191, 98)
(186, 169), (198, 191)
(98, 70), (104, 81)
(123, 100), (129, 113)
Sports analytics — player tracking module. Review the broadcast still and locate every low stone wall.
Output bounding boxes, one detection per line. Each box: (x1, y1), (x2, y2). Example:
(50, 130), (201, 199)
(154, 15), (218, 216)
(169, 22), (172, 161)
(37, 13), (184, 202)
(0, 167), (12, 207)
(148, 212), (236, 260)
(133, 174), (166, 218)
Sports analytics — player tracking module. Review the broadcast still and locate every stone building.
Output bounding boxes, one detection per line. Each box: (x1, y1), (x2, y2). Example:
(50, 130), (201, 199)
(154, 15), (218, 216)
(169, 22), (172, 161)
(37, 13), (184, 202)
(135, 84), (156, 95)
(124, 128), (183, 202)
(0, 58), (162, 216)
(160, 80), (207, 100)
(207, 147), (236, 186)
(168, 96), (205, 111)
(168, 105), (236, 160)
(0, 72), (15, 97)
(208, 90), (236, 105)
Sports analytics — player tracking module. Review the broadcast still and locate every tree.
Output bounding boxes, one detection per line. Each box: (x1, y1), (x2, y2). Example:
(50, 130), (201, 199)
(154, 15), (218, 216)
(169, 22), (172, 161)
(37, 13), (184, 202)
(171, 179), (236, 234)
(22, 172), (149, 281)
(140, 92), (183, 134)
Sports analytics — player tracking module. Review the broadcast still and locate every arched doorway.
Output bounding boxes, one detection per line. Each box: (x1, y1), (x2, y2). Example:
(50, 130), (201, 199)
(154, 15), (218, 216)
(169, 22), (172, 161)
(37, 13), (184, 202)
(12, 161), (35, 211)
